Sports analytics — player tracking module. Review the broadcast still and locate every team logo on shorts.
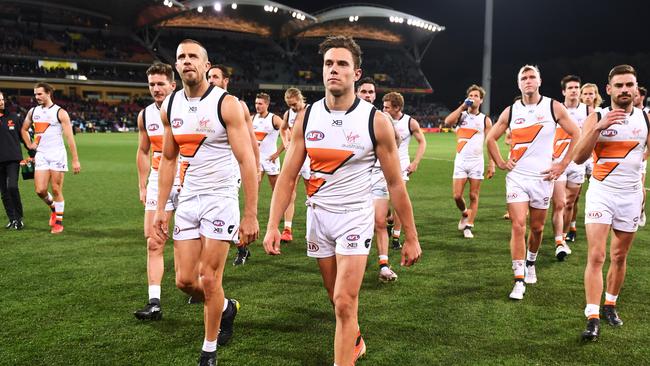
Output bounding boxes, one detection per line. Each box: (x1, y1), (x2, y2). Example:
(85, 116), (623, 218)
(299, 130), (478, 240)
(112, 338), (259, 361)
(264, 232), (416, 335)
(587, 211), (603, 219)
(148, 124), (159, 131)
(307, 242), (319, 252)
(174, 225), (180, 235)
(507, 192), (518, 199)
(172, 118), (184, 128)
(514, 118), (525, 125)
(306, 130), (325, 141)
(213, 220), (225, 227)
(601, 129), (617, 137)
(543, 197), (549, 205)
(346, 234), (360, 241)
(146, 199), (157, 206)
(228, 225), (235, 234)
(365, 239), (371, 248)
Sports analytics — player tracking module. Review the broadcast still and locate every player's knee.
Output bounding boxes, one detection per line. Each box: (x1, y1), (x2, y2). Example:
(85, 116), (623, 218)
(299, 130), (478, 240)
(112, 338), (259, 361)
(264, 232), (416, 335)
(469, 192), (479, 202)
(453, 192), (464, 202)
(200, 271), (222, 294)
(588, 251), (606, 266)
(333, 294), (357, 320)
(175, 274), (196, 292)
(609, 251), (628, 267)
(374, 217), (387, 230)
(146, 237), (164, 253)
(529, 223), (544, 236)
(553, 200), (565, 211)
(51, 187), (62, 197)
(35, 186), (48, 197)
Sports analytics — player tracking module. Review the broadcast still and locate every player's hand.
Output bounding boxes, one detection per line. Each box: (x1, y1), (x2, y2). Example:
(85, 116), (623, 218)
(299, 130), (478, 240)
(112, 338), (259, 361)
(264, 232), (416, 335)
(498, 158), (516, 171)
(401, 236), (422, 267)
(72, 159), (81, 174)
(239, 214), (259, 246)
(268, 152), (280, 162)
(263, 228), (282, 255)
(406, 162), (419, 175)
(486, 164), (496, 179)
(542, 162), (566, 181)
(596, 109), (627, 131)
(29, 143), (38, 150)
(152, 209), (168, 243)
(139, 187), (147, 205)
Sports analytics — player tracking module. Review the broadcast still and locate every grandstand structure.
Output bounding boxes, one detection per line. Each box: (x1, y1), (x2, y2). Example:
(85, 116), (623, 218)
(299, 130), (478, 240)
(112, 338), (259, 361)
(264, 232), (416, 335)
(0, 0), (446, 130)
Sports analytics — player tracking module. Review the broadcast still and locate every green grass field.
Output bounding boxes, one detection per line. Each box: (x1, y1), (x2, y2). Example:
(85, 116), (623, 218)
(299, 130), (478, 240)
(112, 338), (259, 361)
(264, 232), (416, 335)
(2, 132), (650, 365)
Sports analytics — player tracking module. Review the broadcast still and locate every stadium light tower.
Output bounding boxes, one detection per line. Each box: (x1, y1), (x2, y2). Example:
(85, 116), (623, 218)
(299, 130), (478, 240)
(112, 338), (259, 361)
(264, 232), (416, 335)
(482, 0), (493, 116)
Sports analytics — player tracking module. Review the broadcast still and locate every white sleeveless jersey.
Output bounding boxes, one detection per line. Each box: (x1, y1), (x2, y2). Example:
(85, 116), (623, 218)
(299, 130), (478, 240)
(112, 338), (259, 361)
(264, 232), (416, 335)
(31, 104), (64, 153)
(589, 107), (648, 191)
(253, 112), (279, 157)
(394, 113), (413, 170)
(508, 96), (557, 179)
(553, 103), (588, 161)
(288, 108), (298, 129)
(142, 102), (180, 186)
(372, 112), (396, 169)
(304, 97), (376, 213)
(162, 85), (237, 199)
(455, 111), (487, 162)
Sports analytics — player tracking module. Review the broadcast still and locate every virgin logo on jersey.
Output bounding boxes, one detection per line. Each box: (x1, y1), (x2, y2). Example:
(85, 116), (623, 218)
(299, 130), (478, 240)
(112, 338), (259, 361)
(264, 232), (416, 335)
(345, 131), (360, 144)
(148, 124), (159, 131)
(514, 118), (525, 125)
(536, 115), (546, 122)
(306, 130), (325, 141)
(601, 129), (617, 137)
(342, 129), (364, 150)
(172, 118), (184, 128)
(633, 128), (642, 138)
(196, 117), (215, 133)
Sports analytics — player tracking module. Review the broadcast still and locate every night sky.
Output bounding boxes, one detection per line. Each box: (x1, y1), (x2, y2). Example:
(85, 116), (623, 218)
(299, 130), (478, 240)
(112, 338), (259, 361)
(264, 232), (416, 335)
(281, 0), (650, 114)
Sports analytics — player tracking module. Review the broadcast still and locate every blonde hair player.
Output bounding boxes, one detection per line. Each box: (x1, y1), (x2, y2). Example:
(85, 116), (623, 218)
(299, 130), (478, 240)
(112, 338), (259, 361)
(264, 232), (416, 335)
(486, 65), (580, 300)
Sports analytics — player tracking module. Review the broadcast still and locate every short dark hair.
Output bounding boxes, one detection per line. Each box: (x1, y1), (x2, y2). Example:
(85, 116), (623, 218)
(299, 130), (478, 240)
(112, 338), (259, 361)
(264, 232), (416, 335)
(608, 64), (636, 82)
(256, 92), (270, 103)
(178, 39), (209, 60)
(357, 77), (376, 91)
(561, 75), (581, 90)
(146, 62), (174, 82)
(318, 35), (363, 69)
(34, 82), (54, 95)
(639, 86), (647, 97)
(209, 64), (230, 78)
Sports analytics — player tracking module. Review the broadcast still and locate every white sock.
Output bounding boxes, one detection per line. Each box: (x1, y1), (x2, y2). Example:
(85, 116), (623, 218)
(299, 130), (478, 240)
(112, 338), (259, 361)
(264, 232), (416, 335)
(584, 304), (600, 318)
(222, 299), (229, 312)
(54, 201), (65, 223)
(605, 292), (618, 304)
(512, 260), (525, 278)
(284, 221), (292, 229)
(554, 235), (564, 243)
(378, 255), (388, 261)
(202, 338), (217, 352)
(148, 285), (161, 301)
(393, 229), (401, 237)
(570, 221), (576, 229)
(526, 250), (537, 263)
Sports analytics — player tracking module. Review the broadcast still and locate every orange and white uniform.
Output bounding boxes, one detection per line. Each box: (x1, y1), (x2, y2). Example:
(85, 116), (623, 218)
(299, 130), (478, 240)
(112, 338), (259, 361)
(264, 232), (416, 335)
(31, 104), (68, 171)
(303, 97), (376, 258)
(253, 112), (281, 175)
(453, 111), (487, 180)
(394, 113), (413, 181)
(554, 103), (589, 184)
(142, 102), (180, 211)
(505, 96), (557, 209)
(162, 85), (239, 241)
(585, 107), (648, 232)
(288, 107), (311, 180)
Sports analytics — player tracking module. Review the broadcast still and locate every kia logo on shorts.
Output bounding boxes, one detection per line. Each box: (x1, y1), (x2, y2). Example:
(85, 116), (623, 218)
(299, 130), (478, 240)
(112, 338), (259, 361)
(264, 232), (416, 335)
(172, 118), (184, 128)
(507, 192), (518, 199)
(148, 124), (159, 131)
(213, 220), (225, 227)
(146, 199), (156, 206)
(587, 211), (602, 219)
(514, 118), (525, 125)
(601, 129), (617, 137)
(306, 130), (325, 141)
(346, 234), (360, 241)
(174, 225), (180, 234)
(308, 242), (319, 252)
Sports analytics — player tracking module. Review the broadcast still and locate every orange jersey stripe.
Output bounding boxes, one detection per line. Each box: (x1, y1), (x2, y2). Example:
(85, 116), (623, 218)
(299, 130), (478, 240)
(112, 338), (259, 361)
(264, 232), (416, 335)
(179, 161), (190, 186)
(33, 122), (50, 134)
(552, 127), (572, 159)
(149, 135), (163, 152)
(306, 177), (325, 197)
(510, 124), (544, 161)
(307, 148), (354, 174)
(254, 131), (268, 142)
(456, 128), (478, 153)
(591, 140), (639, 181)
(174, 133), (207, 157)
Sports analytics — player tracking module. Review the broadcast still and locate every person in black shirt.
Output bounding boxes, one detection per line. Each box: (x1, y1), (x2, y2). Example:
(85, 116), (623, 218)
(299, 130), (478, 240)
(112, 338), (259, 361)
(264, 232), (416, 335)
(0, 91), (28, 229)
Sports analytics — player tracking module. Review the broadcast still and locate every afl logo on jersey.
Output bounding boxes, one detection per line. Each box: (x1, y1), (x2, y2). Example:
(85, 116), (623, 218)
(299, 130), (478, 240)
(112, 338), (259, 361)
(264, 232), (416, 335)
(172, 118), (184, 128)
(148, 124), (159, 131)
(601, 129), (617, 137)
(306, 130), (325, 141)
(514, 118), (525, 125)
